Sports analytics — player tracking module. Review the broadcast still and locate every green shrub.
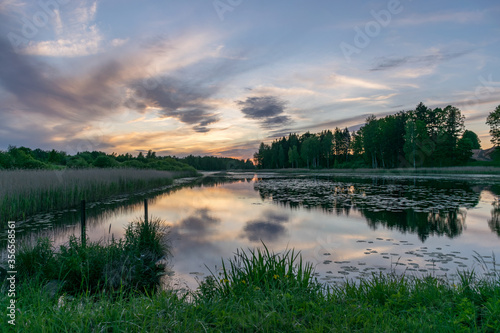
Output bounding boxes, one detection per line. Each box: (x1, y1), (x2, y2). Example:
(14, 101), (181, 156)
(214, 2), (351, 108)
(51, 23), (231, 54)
(66, 157), (89, 169)
(123, 217), (171, 292)
(16, 237), (57, 281)
(93, 155), (118, 168)
(14, 218), (170, 296)
(121, 160), (146, 168)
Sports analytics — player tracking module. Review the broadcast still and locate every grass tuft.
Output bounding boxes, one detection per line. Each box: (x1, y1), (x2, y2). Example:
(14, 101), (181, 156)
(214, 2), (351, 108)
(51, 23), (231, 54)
(13, 217), (170, 296)
(199, 242), (319, 300)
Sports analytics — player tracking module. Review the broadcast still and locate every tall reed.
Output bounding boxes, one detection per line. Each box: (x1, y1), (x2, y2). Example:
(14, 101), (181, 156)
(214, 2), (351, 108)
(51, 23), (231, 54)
(0, 168), (192, 224)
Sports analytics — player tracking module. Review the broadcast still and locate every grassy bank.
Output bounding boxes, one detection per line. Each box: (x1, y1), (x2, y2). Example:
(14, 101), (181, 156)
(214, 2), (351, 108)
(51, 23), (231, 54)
(2, 242), (499, 332)
(0, 168), (198, 224)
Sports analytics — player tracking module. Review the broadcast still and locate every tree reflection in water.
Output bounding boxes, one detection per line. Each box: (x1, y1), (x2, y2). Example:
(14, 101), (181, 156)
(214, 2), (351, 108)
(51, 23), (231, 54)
(254, 175), (480, 242)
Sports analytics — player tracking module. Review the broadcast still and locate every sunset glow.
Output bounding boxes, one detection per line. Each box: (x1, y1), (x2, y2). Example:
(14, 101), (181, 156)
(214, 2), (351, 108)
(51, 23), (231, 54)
(1, 1), (499, 158)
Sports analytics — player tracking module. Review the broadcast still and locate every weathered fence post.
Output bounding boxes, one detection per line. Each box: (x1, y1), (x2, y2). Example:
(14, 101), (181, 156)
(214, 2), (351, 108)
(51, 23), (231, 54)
(81, 200), (86, 248)
(144, 199), (148, 226)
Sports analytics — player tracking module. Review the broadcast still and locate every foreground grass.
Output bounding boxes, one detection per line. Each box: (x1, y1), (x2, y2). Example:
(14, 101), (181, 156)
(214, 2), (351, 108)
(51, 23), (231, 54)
(2, 244), (499, 332)
(0, 168), (198, 224)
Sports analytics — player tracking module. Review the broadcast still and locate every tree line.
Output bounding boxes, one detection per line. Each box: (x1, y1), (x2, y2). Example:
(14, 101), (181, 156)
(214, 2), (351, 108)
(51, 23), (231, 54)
(177, 155), (254, 170)
(254, 102), (489, 169)
(0, 147), (254, 171)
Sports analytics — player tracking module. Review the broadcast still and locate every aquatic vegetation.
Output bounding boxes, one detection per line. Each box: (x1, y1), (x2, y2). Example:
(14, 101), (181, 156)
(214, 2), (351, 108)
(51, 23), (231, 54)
(254, 175), (482, 241)
(254, 176), (480, 213)
(13, 217), (170, 295)
(0, 168), (195, 224)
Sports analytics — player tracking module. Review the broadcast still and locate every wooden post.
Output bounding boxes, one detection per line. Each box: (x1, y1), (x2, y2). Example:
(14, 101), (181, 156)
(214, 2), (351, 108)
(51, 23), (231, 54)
(144, 199), (148, 226)
(81, 200), (86, 248)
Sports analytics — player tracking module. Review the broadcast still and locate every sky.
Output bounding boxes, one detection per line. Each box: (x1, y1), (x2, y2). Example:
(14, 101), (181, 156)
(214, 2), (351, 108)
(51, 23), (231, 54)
(0, 0), (499, 159)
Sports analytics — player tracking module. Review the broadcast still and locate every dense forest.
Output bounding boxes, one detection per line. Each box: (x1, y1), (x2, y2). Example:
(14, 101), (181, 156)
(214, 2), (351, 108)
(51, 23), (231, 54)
(0, 147), (254, 171)
(254, 103), (487, 169)
(177, 155), (254, 170)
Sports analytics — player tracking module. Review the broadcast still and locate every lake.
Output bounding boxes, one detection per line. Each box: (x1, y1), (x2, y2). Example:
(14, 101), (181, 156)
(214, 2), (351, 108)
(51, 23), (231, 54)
(4, 172), (500, 290)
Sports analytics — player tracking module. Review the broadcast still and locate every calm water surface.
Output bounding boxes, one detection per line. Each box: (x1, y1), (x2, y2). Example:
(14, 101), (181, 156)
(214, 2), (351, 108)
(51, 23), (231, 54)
(7, 172), (500, 289)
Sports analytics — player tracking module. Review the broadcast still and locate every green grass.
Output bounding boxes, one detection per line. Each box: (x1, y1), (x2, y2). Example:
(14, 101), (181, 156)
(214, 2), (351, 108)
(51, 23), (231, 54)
(2, 243), (499, 332)
(13, 217), (169, 296)
(0, 168), (198, 224)
(200, 243), (318, 299)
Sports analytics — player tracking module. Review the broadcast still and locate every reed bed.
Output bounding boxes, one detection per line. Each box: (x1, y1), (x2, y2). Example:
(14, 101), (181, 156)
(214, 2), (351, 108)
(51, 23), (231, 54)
(0, 168), (189, 224)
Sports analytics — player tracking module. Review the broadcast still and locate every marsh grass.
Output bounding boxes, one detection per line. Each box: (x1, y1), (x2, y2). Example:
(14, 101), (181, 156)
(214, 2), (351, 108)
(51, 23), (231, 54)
(0, 168), (194, 224)
(200, 243), (320, 299)
(3, 243), (500, 332)
(13, 217), (170, 296)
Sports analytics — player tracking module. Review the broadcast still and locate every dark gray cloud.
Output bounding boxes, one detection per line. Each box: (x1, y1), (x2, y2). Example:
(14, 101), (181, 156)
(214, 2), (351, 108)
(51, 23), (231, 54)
(0, 33), (227, 148)
(167, 208), (223, 266)
(0, 9), (257, 148)
(125, 73), (224, 132)
(0, 37), (124, 122)
(237, 96), (291, 128)
(179, 208), (220, 233)
(243, 222), (286, 242)
(215, 140), (262, 159)
(370, 51), (470, 71)
(0, 34), (132, 151)
(241, 210), (289, 242)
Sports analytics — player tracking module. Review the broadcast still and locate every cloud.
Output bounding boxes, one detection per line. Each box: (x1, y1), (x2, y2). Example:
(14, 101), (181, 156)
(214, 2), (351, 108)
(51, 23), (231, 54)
(0, 37), (125, 122)
(0, 18), (254, 147)
(21, 1), (106, 57)
(126, 76), (222, 133)
(210, 139), (264, 159)
(0, 0), (24, 14)
(24, 25), (103, 57)
(241, 210), (289, 242)
(249, 85), (317, 97)
(328, 75), (391, 90)
(179, 208), (220, 232)
(237, 96), (292, 128)
(370, 51), (470, 72)
(395, 11), (484, 26)
(243, 222), (286, 242)
(268, 111), (397, 139)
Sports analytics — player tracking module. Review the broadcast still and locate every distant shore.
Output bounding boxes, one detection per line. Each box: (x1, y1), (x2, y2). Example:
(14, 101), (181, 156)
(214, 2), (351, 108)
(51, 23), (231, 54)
(222, 166), (500, 176)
